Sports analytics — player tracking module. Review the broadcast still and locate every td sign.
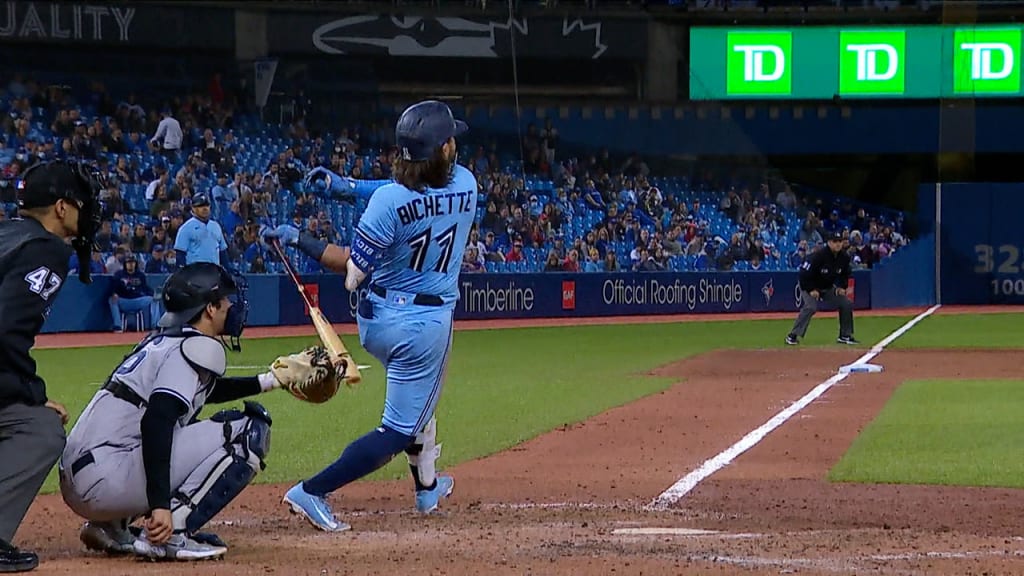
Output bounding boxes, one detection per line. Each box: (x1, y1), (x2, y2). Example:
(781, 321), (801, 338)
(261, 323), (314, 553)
(839, 30), (906, 95)
(954, 29), (1020, 94)
(727, 31), (792, 95)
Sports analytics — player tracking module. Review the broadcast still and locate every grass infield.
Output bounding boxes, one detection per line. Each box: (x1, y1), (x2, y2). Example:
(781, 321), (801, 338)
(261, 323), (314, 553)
(34, 315), (919, 493)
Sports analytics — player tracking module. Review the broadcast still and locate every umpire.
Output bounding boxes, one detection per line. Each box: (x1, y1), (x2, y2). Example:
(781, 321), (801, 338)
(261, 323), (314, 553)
(0, 160), (101, 572)
(786, 230), (860, 346)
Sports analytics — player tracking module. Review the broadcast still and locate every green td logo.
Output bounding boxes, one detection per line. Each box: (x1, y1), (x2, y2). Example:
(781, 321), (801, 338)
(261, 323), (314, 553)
(726, 31), (792, 95)
(839, 30), (906, 95)
(954, 28), (1021, 94)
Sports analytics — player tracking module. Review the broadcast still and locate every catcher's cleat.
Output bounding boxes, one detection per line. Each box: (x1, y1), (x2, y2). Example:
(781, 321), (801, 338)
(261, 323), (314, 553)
(80, 521), (135, 555)
(283, 483), (351, 532)
(416, 475), (454, 514)
(132, 533), (226, 561)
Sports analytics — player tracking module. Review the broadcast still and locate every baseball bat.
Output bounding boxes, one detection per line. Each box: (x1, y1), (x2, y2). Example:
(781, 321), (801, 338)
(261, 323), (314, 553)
(271, 239), (362, 385)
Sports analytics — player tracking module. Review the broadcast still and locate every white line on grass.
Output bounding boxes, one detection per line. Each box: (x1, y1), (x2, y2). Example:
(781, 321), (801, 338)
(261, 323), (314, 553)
(648, 304), (942, 511)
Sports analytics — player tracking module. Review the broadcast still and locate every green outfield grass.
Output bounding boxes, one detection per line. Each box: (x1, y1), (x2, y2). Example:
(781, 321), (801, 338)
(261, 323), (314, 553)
(829, 379), (1024, 488)
(891, 312), (1024, 349)
(34, 315), (917, 493)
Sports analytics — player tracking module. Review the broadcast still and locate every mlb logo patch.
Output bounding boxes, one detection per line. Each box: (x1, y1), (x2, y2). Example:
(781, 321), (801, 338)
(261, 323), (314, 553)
(562, 280), (576, 310)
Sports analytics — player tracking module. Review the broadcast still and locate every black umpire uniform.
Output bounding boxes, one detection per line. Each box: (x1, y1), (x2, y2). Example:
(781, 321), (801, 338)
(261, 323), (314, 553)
(0, 160), (101, 572)
(786, 230), (859, 345)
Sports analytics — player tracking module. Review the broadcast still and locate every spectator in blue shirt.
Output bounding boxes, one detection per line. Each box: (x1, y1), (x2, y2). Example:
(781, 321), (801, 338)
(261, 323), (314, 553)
(583, 183), (605, 211)
(789, 242), (808, 269)
(144, 244), (171, 274)
(69, 248), (107, 277)
(211, 172), (235, 203)
(173, 192), (230, 270)
(108, 255), (160, 332)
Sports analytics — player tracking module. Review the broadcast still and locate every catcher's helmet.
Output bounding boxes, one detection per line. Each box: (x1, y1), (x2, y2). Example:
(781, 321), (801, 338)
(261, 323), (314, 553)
(158, 264), (248, 349)
(395, 100), (468, 161)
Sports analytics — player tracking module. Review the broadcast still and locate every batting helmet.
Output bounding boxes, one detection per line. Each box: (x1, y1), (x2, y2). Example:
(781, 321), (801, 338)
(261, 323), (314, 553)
(395, 100), (468, 161)
(158, 263), (248, 349)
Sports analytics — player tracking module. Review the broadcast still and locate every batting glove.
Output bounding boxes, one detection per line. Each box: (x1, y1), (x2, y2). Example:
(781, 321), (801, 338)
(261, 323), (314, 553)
(303, 166), (354, 197)
(261, 224), (300, 247)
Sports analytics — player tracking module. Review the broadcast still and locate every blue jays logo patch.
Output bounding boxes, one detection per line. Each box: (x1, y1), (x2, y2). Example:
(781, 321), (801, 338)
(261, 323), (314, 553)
(761, 278), (774, 307)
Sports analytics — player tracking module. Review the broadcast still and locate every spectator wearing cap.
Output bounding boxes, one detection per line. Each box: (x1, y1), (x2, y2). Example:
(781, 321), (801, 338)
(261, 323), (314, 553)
(172, 192), (229, 269)
(211, 172), (234, 204)
(505, 239), (525, 262)
(109, 254), (159, 332)
(824, 209), (843, 234)
(145, 244), (170, 274)
(483, 231), (504, 263)
(149, 108), (182, 162)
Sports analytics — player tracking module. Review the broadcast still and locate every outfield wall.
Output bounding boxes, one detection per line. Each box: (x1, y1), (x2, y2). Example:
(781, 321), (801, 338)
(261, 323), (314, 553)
(41, 270), (872, 333)
(920, 183), (1024, 305)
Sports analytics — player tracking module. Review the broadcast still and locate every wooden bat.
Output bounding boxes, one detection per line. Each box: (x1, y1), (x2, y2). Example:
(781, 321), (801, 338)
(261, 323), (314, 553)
(271, 239), (362, 385)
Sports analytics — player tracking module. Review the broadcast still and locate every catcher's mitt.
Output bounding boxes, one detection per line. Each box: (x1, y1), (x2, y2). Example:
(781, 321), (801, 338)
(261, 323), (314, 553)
(270, 346), (341, 404)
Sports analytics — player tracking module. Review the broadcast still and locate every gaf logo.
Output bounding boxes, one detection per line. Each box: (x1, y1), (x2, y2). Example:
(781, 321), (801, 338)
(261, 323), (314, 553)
(561, 280), (576, 310)
(303, 284), (320, 316)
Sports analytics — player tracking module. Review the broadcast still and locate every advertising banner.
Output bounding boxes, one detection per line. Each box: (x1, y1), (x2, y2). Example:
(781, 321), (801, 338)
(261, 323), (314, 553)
(268, 12), (647, 60)
(691, 25), (1024, 100)
(40, 271), (872, 333)
(0, 1), (234, 48)
(301, 271), (872, 324)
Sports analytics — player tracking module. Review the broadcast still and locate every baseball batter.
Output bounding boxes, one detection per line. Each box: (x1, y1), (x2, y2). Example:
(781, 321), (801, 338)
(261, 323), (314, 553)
(59, 263), (338, 561)
(264, 100), (476, 531)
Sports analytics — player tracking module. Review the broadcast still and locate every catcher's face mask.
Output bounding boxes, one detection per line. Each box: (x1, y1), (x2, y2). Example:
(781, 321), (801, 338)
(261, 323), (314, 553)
(221, 274), (249, 352)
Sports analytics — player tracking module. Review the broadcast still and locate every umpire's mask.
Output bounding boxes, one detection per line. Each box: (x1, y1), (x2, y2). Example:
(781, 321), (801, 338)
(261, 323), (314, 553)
(18, 160), (103, 284)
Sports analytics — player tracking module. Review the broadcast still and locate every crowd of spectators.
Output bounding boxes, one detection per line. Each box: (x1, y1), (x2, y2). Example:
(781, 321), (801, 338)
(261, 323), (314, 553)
(0, 73), (910, 285)
(453, 123), (908, 274)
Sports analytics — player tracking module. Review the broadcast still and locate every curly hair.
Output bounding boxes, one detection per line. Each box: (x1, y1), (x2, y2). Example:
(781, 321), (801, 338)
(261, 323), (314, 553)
(393, 145), (452, 192)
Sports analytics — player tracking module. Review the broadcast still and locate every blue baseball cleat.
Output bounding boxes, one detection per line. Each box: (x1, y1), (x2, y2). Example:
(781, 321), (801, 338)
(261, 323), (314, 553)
(416, 475), (455, 514)
(283, 483), (351, 532)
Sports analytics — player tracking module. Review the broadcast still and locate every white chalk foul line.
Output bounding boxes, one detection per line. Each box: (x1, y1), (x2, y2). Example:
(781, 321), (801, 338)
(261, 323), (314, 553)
(649, 304), (942, 511)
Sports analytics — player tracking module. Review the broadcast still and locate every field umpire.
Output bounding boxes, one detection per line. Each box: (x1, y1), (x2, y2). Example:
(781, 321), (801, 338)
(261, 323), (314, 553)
(786, 230), (860, 346)
(0, 160), (102, 572)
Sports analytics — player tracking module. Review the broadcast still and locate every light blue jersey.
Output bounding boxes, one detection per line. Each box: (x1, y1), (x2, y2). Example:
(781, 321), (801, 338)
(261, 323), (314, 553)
(173, 217), (226, 266)
(351, 165), (477, 304)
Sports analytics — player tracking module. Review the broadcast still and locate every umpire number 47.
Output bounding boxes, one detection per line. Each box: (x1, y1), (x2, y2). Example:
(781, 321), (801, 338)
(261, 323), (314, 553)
(24, 266), (62, 301)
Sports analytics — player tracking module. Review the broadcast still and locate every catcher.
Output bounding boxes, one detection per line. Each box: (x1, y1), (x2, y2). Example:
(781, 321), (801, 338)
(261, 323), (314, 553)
(58, 263), (341, 561)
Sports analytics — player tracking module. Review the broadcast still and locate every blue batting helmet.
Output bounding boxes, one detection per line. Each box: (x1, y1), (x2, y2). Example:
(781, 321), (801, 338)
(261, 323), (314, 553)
(395, 100), (468, 162)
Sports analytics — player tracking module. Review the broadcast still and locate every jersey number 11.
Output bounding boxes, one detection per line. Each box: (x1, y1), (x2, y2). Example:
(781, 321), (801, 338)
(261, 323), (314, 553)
(408, 224), (458, 274)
